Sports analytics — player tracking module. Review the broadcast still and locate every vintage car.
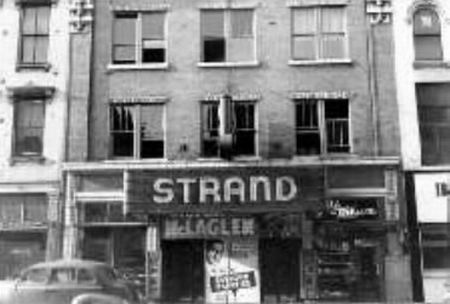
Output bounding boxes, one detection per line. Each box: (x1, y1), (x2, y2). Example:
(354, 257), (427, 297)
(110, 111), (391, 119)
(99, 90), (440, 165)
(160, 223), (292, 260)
(0, 259), (140, 304)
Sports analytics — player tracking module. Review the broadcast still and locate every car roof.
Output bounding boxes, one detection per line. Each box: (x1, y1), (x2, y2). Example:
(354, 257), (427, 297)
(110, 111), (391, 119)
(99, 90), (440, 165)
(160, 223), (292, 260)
(26, 259), (110, 270)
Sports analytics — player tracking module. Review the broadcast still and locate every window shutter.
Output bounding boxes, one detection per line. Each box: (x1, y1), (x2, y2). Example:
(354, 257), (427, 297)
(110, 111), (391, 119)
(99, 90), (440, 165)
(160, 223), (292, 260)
(142, 12), (165, 40)
(201, 10), (225, 39)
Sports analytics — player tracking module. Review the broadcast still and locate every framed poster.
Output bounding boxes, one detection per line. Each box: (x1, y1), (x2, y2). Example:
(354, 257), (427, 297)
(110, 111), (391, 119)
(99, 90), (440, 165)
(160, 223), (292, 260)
(205, 238), (260, 304)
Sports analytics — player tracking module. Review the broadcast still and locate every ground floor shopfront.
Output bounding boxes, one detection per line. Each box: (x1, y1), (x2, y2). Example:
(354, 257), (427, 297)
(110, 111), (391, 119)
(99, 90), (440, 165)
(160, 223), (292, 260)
(0, 187), (60, 278)
(63, 160), (411, 303)
(406, 172), (450, 303)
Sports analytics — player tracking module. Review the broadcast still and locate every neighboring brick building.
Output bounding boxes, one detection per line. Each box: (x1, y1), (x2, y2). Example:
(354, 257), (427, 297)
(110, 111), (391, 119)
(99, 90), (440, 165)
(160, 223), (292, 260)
(0, 0), (71, 277)
(393, 0), (450, 302)
(63, 0), (411, 302)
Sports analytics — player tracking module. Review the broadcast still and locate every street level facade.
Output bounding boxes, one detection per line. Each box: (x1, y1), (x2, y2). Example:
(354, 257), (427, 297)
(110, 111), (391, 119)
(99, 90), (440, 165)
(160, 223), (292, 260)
(61, 0), (413, 303)
(0, 0), (71, 278)
(393, 0), (450, 302)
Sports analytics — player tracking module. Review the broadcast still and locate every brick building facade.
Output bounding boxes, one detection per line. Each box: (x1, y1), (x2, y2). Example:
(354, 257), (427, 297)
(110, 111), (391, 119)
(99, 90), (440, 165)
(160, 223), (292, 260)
(63, 0), (412, 302)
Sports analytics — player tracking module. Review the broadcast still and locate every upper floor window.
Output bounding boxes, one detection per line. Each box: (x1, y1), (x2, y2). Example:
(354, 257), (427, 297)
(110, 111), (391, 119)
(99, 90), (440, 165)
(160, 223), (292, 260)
(19, 3), (51, 67)
(413, 8), (442, 61)
(295, 99), (349, 155)
(110, 103), (165, 159)
(201, 100), (256, 157)
(14, 99), (45, 157)
(291, 6), (347, 61)
(112, 11), (166, 64)
(200, 9), (255, 63)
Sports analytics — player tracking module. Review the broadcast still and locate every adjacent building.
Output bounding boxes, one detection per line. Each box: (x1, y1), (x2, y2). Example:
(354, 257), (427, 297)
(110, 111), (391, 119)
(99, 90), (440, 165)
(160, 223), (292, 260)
(393, 0), (450, 302)
(0, 0), (70, 277)
(62, 0), (411, 303)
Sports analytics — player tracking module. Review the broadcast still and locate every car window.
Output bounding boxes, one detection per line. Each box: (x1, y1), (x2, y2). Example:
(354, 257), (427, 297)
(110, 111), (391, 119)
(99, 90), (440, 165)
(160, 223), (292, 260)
(97, 266), (117, 283)
(77, 268), (96, 284)
(50, 268), (76, 283)
(21, 268), (49, 283)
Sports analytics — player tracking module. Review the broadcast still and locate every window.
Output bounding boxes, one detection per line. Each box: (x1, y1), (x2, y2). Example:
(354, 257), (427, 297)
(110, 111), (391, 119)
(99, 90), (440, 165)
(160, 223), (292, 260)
(416, 83), (450, 165)
(0, 194), (47, 225)
(19, 3), (51, 66)
(14, 99), (45, 157)
(292, 6), (347, 61)
(413, 8), (442, 61)
(201, 100), (256, 157)
(110, 103), (164, 158)
(295, 99), (349, 155)
(112, 11), (166, 64)
(201, 9), (255, 63)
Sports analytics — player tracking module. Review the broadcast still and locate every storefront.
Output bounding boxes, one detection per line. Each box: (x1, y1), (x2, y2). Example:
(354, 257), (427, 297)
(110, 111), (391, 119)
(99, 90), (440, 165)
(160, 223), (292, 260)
(64, 161), (404, 303)
(408, 172), (450, 303)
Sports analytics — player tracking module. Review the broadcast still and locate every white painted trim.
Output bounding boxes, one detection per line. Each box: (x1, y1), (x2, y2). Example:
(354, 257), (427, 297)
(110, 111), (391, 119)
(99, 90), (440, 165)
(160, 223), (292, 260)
(325, 188), (389, 196)
(286, 0), (349, 7)
(75, 191), (124, 202)
(107, 63), (169, 71)
(197, 61), (261, 68)
(63, 157), (401, 172)
(288, 59), (353, 66)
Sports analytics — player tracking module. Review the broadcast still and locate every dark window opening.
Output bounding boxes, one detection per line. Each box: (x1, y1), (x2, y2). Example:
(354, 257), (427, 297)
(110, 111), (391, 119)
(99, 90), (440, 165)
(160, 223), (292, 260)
(142, 48), (165, 63)
(413, 8), (442, 61)
(203, 39), (226, 62)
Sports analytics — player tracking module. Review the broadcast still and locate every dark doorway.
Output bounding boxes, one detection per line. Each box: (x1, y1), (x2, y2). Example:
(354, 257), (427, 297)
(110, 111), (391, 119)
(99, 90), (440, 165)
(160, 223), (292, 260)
(162, 240), (204, 302)
(260, 239), (300, 303)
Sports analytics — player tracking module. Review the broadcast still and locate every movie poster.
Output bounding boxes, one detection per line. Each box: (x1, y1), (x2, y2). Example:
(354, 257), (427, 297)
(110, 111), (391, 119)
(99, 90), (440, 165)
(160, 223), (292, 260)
(205, 238), (260, 304)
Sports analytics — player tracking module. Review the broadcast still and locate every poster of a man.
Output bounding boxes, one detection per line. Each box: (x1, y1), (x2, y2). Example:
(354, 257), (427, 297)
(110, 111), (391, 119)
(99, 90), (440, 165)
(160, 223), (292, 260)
(206, 240), (225, 266)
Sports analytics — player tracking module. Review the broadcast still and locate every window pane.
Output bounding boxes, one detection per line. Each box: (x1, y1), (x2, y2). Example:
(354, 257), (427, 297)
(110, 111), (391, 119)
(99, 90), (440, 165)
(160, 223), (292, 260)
(21, 36), (36, 63)
(414, 36), (442, 60)
(292, 8), (315, 34)
(51, 268), (76, 283)
(414, 9), (441, 35)
(296, 100), (318, 129)
(140, 105), (164, 158)
(202, 103), (219, 157)
(325, 100), (349, 153)
(234, 103), (254, 129)
(110, 105), (135, 157)
(142, 40), (165, 63)
(228, 38), (254, 62)
(142, 12), (165, 40)
(15, 100), (45, 155)
(321, 35), (345, 59)
(203, 39), (225, 62)
(293, 36), (315, 60)
(113, 14), (136, 45)
(0, 196), (22, 223)
(113, 46), (136, 63)
(35, 6), (50, 35)
(296, 132), (320, 155)
(34, 36), (48, 63)
(201, 10), (225, 38)
(23, 195), (47, 223)
(231, 10), (253, 38)
(22, 7), (37, 35)
(321, 7), (344, 33)
(234, 130), (255, 155)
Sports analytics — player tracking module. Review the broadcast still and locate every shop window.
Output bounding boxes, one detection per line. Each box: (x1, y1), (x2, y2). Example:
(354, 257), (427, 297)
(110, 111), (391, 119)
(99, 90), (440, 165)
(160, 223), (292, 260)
(19, 2), (51, 68)
(0, 194), (47, 227)
(292, 6), (347, 61)
(112, 11), (167, 64)
(295, 99), (349, 155)
(201, 100), (256, 157)
(110, 103), (164, 159)
(413, 8), (442, 61)
(416, 83), (450, 165)
(200, 9), (255, 63)
(13, 99), (45, 157)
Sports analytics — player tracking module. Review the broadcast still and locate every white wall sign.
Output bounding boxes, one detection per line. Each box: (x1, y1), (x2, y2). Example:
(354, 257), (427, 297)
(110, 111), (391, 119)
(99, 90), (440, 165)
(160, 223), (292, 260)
(414, 173), (450, 223)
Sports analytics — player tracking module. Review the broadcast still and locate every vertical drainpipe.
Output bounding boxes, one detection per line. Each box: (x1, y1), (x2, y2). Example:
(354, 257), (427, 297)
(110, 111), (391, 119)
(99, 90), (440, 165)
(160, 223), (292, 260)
(367, 12), (380, 157)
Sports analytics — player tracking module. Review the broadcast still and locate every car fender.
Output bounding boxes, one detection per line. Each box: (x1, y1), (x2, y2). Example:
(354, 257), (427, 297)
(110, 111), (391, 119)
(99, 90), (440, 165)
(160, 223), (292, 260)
(71, 293), (130, 304)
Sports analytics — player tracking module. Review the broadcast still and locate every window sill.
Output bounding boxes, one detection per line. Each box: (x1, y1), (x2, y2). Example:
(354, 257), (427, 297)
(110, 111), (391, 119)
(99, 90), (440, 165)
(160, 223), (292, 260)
(9, 155), (46, 165)
(197, 156), (261, 162)
(103, 158), (168, 164)
(107, 62), (169, 72)
(16, 63), (51, 72)
(197, 61), (260, 68)
(413, 60), (450, 69)
(288, 59), (353, 66)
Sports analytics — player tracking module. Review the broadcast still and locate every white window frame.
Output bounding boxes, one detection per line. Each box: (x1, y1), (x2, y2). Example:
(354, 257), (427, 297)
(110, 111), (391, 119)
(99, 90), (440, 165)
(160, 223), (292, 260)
(295, 99), (351, 156)
(111, 10), (168, 69)
(290, 5), (349, 64)
(199, 8), (258, 67)
(109, 102), (166, 160)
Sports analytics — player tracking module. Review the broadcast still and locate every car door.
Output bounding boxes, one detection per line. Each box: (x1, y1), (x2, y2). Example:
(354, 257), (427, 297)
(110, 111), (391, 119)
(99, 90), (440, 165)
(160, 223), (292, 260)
(13, 267), (50, 304)
(45, 267), (103, 303)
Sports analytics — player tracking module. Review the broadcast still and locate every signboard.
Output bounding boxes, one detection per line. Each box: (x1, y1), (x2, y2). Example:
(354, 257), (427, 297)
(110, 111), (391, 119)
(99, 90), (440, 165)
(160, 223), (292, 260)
(205, 239), (260, 304)
(315, 198), (380, 220)
(163, 216), (256, 239)
(125, 166), (323, 212)
(415, 173), (450, 223)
